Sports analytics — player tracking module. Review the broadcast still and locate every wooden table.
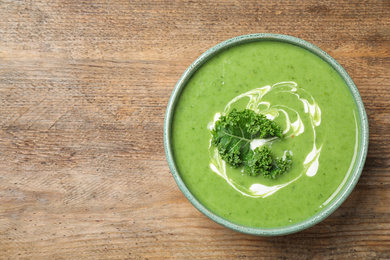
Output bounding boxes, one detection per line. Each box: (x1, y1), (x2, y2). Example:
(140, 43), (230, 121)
(1, 0), (389, 259)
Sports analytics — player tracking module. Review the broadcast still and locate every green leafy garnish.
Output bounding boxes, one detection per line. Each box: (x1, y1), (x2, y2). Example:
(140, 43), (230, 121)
(211, 109), (292, 179)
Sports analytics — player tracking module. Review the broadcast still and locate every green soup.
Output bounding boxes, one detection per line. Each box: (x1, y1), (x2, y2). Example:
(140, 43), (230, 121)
(171, 41), (359, 228)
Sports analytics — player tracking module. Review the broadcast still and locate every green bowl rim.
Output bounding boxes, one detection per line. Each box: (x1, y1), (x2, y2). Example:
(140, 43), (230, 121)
(163, 33), (369, 236)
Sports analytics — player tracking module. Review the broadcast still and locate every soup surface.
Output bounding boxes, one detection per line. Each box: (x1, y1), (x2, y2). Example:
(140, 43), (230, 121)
(171, 41), (359, 228)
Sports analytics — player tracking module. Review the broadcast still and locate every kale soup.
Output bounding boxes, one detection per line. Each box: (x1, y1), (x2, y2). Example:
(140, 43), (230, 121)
(164, 34), (368, 235)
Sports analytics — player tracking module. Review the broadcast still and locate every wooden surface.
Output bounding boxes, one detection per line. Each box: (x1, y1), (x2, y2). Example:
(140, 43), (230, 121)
(1, 0), (389, 259)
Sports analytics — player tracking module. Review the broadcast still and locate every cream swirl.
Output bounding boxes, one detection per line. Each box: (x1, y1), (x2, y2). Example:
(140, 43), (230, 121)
(208, 81), (323, 198)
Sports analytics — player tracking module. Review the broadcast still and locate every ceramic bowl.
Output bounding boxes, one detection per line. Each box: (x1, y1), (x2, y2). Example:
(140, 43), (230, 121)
(164, 34), (369, 236)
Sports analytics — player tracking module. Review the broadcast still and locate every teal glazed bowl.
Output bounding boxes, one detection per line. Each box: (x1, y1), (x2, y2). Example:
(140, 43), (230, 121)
(164, 34), (369, 236)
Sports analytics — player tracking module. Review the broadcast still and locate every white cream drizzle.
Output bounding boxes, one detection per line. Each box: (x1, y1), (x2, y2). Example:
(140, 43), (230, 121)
(208, 81), (324, 198)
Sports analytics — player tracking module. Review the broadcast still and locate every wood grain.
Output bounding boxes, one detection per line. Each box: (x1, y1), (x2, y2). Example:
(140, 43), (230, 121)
(0, 0), (389, 259)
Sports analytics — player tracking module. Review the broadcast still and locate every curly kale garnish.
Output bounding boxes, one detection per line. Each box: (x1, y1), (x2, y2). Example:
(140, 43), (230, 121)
(211, 109), (292, 179)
